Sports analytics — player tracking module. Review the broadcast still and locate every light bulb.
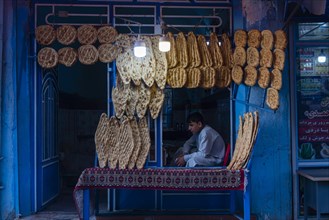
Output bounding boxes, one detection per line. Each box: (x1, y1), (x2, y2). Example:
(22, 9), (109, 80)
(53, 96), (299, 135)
(318, 55), (326, 63)
(318, 49), (326, 63)
(159, 36), (171, 52)
(134, 40), (146, 57)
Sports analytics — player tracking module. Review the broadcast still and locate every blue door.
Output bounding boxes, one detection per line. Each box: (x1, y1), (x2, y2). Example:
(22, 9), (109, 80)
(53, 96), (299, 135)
(37, 70), (60, 209)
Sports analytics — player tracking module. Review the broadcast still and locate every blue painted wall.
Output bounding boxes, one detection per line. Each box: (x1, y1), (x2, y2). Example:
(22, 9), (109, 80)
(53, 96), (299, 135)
(0, 1), (33, 219)
(233, 1), (293, 219)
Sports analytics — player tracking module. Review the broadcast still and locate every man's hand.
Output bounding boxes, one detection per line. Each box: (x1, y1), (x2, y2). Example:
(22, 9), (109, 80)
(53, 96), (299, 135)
(175, 156), (186, 167)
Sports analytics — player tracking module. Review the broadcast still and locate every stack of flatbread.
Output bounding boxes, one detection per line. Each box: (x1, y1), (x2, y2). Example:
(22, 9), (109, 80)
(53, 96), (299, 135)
(231, 28), (287, 110)
(94, 113), (152, 170)
(35, 24), (120, 68)
(227, 111), (259, 170)
(94, 113), (112, 168)
(232, 30), (247, 85)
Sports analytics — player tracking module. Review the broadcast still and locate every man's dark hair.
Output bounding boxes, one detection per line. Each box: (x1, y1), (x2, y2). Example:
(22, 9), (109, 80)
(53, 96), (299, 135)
(186, 112), (204, 124)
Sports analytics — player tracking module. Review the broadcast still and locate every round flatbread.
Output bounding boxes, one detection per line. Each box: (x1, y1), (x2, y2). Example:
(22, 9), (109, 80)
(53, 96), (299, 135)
(35, 25), (56, 45)
(77, 25), (97, 45)
(58, 47), (77, 67)
(78, 44), (98, 65)
(98, 43), (121, 63)
(56, 25), (77, 45)
(97, 25), (118, 44)
(37, 47), (58, 68)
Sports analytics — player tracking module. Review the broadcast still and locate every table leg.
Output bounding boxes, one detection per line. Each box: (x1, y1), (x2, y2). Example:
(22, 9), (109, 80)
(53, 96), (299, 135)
(316, 182), (320, 220)
(83, 189), (90, 220)
(304, 178), (308, 220)
(244, 179), (250, 220)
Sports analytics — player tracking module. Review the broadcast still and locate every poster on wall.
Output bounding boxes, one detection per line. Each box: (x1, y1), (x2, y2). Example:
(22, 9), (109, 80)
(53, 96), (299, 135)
(297, 47), (329, 160)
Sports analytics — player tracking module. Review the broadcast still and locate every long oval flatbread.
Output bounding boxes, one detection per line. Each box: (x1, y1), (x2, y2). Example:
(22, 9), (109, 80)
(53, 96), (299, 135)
(270, 68), (282, 90)
(136, 117), (151, 169)
(266, 87), (280, 110)
(149, 85), (165, 119)
(150, 36), (168, 89)
(258, 67), (271, 89)
(176, 32), (189, 68)
(197, 35), (213, 67)
(127, 117), (142, 169)
(187, 32), (201, 68)
(107, 116), (120, 168)
(234, 29), (247, 48)
(95, 113), (110, 168)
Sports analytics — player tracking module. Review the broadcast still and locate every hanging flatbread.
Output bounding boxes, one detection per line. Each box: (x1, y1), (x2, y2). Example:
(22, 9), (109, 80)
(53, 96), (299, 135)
(247, 47), (259, 67)
(258, 67), (271, 89)
(260, 48), (273, 68)
(107, 116), (120, 168)
(37, 47), (58, 69)
(233, 46), (246, 67)
(176, 32), (189, 68)
(232, 65), (244, 85)
(166, 32), (178, 68)
(266, 87), (280, 110)
(126, 84), (140, 119)
(197, 35), (213, 67)
(35, 25), (56, 45)
(136, 82), (151, 119)
(136, 117), (151, 169)
(215, 66), (231, 88)
(58, 47), (77, 67)
(166, 67), (187, 88)
(116, 44), (134, 85)
(127, 117), (142, 169)
(221, 33), (233, 69)
(98, 43), (121, 63)
(261, 30), (274, 50)
(78, 44), (98, 65)
(244, 65), (258, 87)
(115, 34), (131, 49)
(274, 30), (287, 50)
(56, 25), (77, 45)
(185, 68), (201, 88)
(95, 113), (110, 168)
(97, 25), (118, 44)
(149, 84), (165, 119)
(247, 29), (261, 48)
(187, 32), (201, 68)
(117, 116), (135, 169)
(270, 68), (282, 90)
(150, 36), (168, 89)
(273, 49), (285, 71)
(77, 25), (97, 45)
(209, 32), (223, 68)
(234, 29), (247, 48)
(200, 66), (216, 89)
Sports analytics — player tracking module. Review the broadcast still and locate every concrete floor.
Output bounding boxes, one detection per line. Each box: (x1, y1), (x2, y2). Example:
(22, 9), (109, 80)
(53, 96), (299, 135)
(19, 188), (254, 220)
